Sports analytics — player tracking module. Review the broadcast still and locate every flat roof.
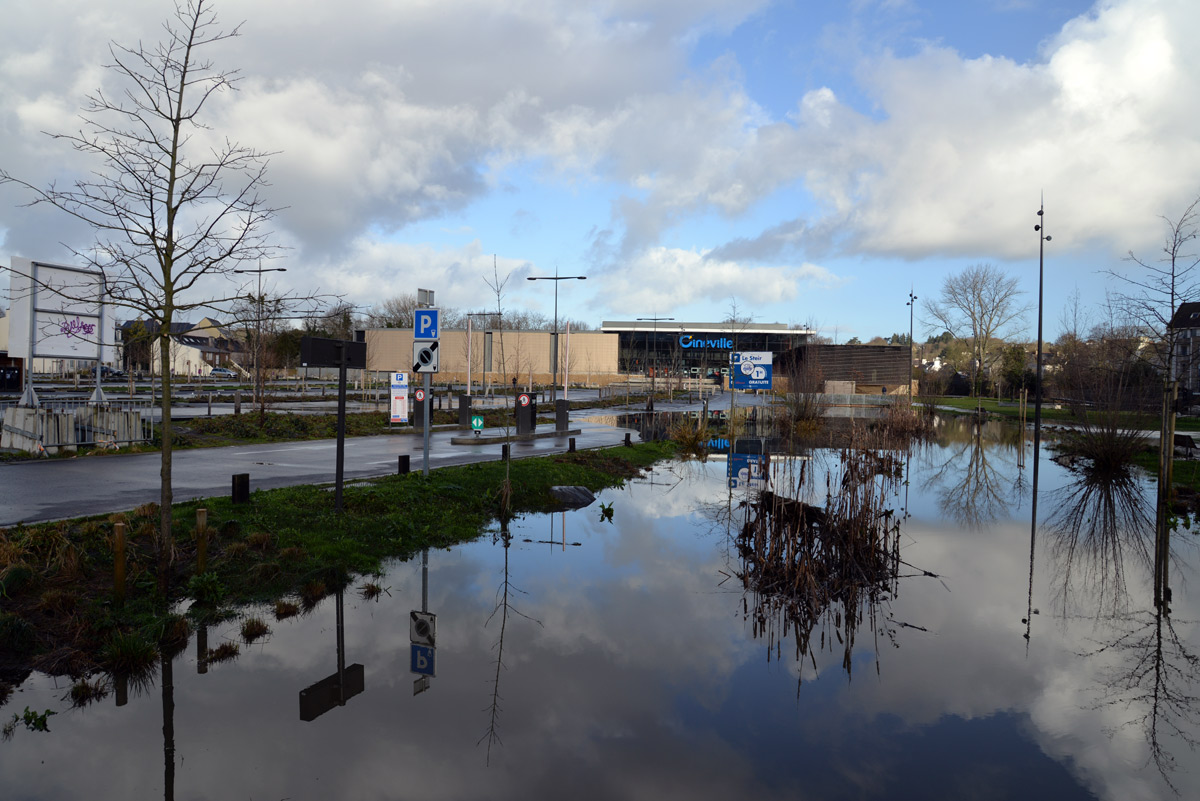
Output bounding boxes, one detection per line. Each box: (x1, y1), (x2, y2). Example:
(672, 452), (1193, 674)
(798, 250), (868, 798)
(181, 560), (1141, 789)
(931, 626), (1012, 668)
(601, 320), (813, 335)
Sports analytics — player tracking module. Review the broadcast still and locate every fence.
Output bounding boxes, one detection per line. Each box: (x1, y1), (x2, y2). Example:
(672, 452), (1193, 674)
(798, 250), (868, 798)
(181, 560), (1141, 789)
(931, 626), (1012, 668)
(0, 401), (153, 453)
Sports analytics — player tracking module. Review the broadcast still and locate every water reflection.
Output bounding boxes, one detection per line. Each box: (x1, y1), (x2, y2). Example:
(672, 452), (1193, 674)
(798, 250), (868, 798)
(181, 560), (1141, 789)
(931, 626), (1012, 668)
(735, 446), (936, 685)
(924, 418), (1022, 527)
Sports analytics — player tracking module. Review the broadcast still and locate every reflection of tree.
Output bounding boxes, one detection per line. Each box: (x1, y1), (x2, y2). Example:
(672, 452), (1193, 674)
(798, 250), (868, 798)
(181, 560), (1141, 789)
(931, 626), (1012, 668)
(480, 521), (541, 765)
(925, 420), (1015, 527)
(736, 448), (934, 684)
(1087, 608), (1199, 794)
(1044, 463), (1152, 618)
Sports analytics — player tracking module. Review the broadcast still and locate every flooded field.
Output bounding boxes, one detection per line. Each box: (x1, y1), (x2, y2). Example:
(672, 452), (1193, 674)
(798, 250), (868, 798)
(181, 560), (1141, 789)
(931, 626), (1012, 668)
(2, 418), (1196, 800)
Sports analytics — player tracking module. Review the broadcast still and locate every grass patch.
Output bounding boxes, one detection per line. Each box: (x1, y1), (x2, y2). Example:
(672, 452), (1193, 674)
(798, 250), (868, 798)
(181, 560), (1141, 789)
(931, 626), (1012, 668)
(0, 441), (673, 678)
(240, 617), (270, 643)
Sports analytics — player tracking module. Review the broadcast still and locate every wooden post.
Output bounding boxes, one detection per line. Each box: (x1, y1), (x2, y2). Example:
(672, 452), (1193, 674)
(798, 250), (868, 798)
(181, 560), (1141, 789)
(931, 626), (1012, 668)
(114, 521), (126, 606)
(196, 508), (208, 574)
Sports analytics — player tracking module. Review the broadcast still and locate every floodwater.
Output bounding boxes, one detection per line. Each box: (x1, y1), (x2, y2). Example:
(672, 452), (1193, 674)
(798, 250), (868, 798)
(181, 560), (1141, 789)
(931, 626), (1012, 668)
(2, 417), (1197, 800)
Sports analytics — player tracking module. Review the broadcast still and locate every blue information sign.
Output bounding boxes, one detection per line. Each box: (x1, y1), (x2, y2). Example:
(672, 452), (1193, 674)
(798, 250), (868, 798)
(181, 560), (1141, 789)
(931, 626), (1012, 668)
(410, 643), (436, 676)
(728, 453), (767, 490)
(731, 351), (773, 390)
(414, 309), (439, 340)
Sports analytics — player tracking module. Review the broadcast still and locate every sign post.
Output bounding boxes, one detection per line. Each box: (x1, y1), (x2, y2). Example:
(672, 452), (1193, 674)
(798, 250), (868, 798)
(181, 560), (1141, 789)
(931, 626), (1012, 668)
(390, 372), (410, 424)
(731, 351), (774, 391)
(300, 336), (366, 513)
(413, 308), (440, 477)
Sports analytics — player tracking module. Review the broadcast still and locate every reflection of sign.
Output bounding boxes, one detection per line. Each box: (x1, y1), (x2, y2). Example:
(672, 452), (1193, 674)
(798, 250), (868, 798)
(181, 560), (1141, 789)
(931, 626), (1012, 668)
(299, 664), (365, 722)
(413, 341), (439, 373)
(471, 415), (484, 431)
(731, 352), (773, 390)
(411, 644), (436, 677)
(415, 388), (426, 403)
(414, 309), (439, 339)
(728, 453), (768, 490)
(518, 393), (531, 407)
(410, 611), (436, 646)
(390, 372), (409, 424)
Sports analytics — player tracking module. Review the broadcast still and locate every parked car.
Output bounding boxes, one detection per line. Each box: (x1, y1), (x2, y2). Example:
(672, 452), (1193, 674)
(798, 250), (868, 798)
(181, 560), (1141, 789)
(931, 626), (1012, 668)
(85, 365), (126, 380)
(209, 366), (237, 379)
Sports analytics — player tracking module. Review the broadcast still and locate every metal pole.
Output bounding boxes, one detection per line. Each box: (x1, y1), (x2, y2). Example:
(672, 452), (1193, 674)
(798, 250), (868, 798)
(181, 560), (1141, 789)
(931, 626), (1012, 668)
(335, 343), (347, 513)
(467, 316), (473, 397)
(423, 371), (431, 476)
(907, 288), (917, 407)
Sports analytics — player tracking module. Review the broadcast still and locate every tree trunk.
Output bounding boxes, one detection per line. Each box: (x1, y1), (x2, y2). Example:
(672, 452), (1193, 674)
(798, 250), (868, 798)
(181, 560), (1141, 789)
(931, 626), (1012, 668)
(158, 326), (174, 596)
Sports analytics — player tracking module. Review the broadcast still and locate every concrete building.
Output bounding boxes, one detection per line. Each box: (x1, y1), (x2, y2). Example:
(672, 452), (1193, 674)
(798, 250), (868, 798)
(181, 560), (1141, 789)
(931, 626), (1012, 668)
(363, 327), (620, 388)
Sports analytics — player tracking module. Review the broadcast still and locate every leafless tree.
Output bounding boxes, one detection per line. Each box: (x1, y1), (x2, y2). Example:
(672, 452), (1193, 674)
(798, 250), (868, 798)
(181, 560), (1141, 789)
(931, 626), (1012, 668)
(1107, 196), (1200, 609)
(0, 1), (295, 589)
(923, 264), (1030, 398)
(366, 294), (421, 329)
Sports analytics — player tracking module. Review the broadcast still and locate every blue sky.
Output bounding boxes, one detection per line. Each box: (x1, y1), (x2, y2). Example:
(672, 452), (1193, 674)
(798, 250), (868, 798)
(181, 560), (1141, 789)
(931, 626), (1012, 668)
(3, 0), (1199, 342)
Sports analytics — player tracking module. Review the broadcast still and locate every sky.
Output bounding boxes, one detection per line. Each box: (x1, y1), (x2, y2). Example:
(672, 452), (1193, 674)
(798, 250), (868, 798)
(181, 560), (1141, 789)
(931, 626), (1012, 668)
(2, 0), (1199, 342)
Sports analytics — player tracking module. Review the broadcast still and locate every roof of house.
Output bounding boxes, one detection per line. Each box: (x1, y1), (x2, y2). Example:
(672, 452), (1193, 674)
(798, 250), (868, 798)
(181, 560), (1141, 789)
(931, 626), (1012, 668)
(1170, 302), (1200, 329)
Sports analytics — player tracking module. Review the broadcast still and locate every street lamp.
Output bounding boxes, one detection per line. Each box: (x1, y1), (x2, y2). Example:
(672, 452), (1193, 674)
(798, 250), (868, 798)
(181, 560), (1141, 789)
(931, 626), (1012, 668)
(464, 312), (491, 397)
(906, 288), (918, 407)
(526, 268), (586, 402)
(637, 316), (674, 410)
(1033, 204), (1051, 440)
(234, 264), (287, 414)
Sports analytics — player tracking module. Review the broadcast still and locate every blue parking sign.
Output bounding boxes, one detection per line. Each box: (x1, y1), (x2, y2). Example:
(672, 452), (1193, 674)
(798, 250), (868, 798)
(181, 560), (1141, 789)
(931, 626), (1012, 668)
(411, 643), (436, 676)
(414, 309), (439, 340)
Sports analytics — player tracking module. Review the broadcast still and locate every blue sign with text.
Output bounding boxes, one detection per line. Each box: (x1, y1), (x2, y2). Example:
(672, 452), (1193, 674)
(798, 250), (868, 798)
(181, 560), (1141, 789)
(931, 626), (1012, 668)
(414, 309), (439, 340)
(731, 351), (773, 390)
(411, 643), (436, 676)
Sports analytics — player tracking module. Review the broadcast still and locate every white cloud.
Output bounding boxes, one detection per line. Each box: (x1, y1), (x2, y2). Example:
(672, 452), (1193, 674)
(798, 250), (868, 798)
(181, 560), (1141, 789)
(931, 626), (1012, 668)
(593, 246), (842, 314)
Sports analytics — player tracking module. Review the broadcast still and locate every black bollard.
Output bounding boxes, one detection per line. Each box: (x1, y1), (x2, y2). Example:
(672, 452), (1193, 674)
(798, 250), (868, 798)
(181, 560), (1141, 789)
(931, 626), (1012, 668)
(502, 444), (510, 460)
(398, 454), (410, 474)
(624, 433), (632, 447)
(569, 437), (576, 453)
(232, 473), (250, 504)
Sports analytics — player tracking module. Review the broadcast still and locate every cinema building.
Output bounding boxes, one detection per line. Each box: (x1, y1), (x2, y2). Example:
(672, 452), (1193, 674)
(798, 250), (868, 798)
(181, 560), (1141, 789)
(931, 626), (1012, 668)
(599, 321), (812, 380)
(362, 320), (809, 387)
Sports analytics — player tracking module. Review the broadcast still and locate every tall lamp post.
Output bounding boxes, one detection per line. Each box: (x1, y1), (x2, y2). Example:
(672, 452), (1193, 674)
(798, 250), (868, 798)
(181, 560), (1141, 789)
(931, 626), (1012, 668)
(234, 264), (287, 414)
(464, 311), (491, 397)
(906, 288), (918, 407)
(637, 316), (674, 410)
(526, 268), (586, 402)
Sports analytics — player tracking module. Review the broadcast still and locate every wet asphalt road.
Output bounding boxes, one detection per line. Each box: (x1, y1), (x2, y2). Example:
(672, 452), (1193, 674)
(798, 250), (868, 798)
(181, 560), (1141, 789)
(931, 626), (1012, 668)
(0, 418), (643, 525)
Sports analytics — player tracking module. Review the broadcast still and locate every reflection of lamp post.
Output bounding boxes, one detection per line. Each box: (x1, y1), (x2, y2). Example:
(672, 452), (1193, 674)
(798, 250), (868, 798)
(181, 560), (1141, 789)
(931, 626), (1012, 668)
(638, 316), (674, 411)
(527, 268), (586, 402)
(233, 264), (286, 414)
(906, 288), (918, 407)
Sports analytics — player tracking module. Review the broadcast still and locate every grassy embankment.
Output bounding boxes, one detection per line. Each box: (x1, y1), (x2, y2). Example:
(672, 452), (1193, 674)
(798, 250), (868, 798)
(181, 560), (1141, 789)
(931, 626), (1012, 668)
(0, 441), (676, 681)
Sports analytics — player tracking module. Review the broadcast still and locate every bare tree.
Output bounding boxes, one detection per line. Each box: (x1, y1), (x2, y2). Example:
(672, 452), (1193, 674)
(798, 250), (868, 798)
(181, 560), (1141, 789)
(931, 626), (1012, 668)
(923, 264), (1030, 398)
(0, 1), (283, 590)
(1107, 196), (1200, 611)
(367, 294), (421, 329)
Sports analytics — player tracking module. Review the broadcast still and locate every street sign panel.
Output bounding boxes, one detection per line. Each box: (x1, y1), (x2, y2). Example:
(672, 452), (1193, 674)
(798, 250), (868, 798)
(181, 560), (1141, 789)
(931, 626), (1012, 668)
(518, 393), (531, 407)
(410, 644), (436, 677)
(410, 611), (436, 646)
(298, 663), (365, 721)
(731, 351), (773, 390)
(300, 336), (367, 368)
(390, 372), (409, 424)
(728, 453), (768, 490)
(414, 309), (439, 340)
(471, 415), (484, 431)
(413, 341), (439, 373)
(414, 388), (426, 403)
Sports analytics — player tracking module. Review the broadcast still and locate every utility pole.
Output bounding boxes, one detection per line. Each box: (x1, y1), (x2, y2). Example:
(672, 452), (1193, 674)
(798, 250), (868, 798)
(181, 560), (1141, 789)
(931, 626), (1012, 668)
(638, 316), (674, 411)
(234, 263), (287, 421)
(526, 267), (586, 402)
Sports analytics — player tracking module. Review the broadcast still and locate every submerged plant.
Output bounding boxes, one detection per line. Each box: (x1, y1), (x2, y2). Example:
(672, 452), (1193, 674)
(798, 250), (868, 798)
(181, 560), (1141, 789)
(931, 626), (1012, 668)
(68, 677), (110, 708)
(240, 617), (270, 643)
(274, 600), (300, 620)
(206, 642), (240, 663)
(186, 572), (225, 606)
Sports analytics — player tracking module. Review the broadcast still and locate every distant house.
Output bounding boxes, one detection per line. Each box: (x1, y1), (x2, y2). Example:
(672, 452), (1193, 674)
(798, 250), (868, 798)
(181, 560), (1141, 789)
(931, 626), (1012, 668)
(1169, 302), (1200, 395)
(118, 318), (244, 376)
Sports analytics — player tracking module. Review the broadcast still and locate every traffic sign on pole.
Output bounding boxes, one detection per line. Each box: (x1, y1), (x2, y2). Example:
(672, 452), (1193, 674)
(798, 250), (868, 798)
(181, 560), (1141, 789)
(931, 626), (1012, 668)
(518, 393), (531, 407)
(414, 387), (426, 403)
(414, 309), (439, 339)
(471, 415), (484, 431)
(413, 341), (439, 373)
